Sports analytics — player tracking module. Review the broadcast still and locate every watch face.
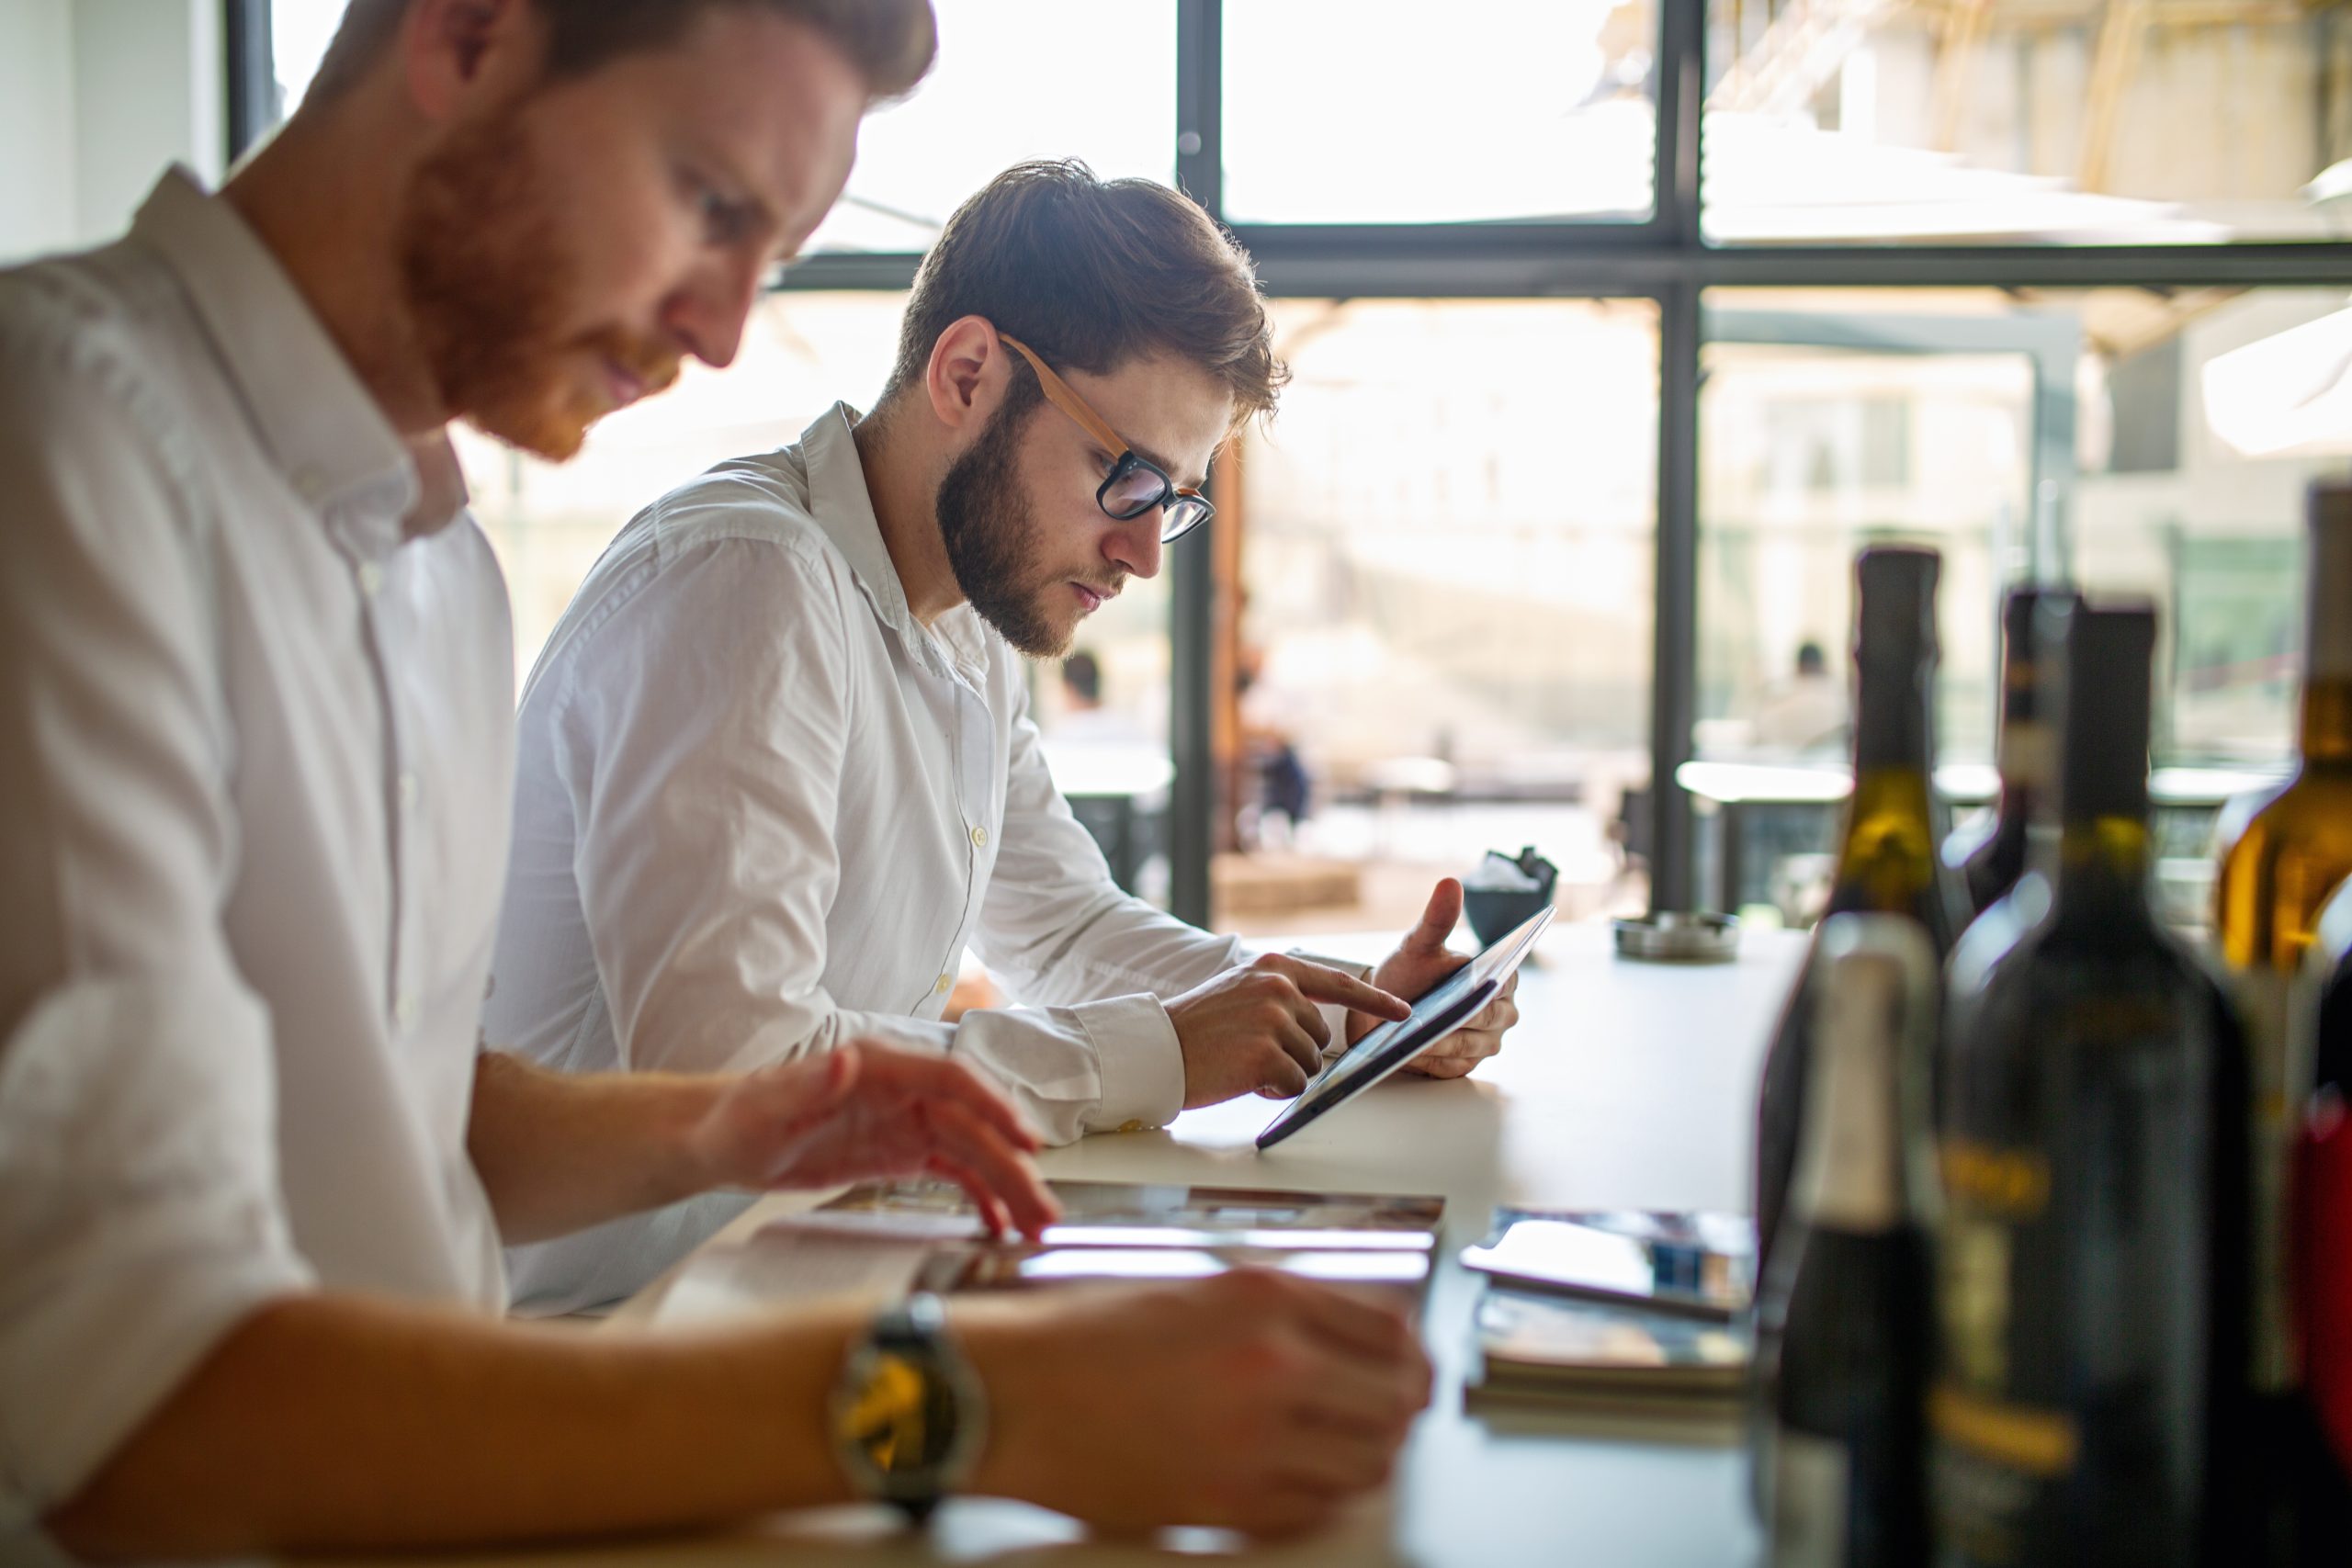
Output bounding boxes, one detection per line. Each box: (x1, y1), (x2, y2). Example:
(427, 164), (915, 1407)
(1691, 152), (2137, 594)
(838, 1346), (960, 1483)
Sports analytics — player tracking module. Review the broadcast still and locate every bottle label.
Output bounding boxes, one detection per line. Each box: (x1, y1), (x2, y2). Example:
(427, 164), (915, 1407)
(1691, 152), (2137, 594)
(2000, 718), (2055, 795)
(1931, 1145), (2067, 1562)
(1770, 1428), (1850, 1568)
(1934, 1033), (2217, 1563)
(1928, 1383), (2076, 1565)
(1794, 956), (1902, 1234)
(2230, 962), (2318, 1393)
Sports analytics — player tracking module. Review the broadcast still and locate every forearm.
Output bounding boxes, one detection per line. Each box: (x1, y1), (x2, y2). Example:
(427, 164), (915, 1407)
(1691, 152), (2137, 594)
(978, 887), (1243, 1010)
(467, 1050), (723, 1244)
(48, 1292), (865, 1561)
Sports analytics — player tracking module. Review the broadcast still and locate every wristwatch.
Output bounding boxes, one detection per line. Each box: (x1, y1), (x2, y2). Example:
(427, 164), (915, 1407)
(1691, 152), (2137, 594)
(829, 1293), (986, 1524)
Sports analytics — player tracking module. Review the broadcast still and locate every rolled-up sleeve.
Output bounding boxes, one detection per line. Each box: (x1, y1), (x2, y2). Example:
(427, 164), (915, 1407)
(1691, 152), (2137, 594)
(0, 977), (312, 1521)
(0, 330), (314, 1520)
(965, 694), (1250, 1131)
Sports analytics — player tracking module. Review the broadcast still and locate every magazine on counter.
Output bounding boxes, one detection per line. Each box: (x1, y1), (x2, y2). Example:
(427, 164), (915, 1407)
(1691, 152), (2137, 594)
(1471, 1285), (1750, 1404)
(1459, 1207), (1754, 1321)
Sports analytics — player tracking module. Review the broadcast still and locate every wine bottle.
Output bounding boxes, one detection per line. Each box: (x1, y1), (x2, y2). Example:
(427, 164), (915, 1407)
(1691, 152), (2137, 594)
(1758, 914), (1937, 1568)
(2214, 481), (2352, 1432)
(2283, 879), (2352, 1558)
(1944, 587), (2073, 918)
(1756, 546), (1964, 1281)
(1930, 602), (2249, 1568)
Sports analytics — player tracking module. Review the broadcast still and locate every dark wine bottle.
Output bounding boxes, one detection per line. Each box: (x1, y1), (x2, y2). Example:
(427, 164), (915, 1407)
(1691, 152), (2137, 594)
(1943, 587), (2073, 918)
(1758, 914), (1938, 1568)
(1929, 601), (2249, 1568)
(1756, 546), (1965, 1282)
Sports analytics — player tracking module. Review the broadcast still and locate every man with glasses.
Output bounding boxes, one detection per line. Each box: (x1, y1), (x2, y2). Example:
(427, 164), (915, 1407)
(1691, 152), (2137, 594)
(489, 161), (1523, 1314)
(3, 6), (1429, 1556)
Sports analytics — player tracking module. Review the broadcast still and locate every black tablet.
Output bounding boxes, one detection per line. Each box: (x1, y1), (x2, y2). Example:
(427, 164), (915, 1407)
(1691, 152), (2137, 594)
(1256, 904), (1553, 1151)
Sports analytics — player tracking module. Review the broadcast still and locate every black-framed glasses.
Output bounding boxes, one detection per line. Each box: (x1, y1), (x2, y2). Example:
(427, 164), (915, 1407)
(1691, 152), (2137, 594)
(1001, 333), (1216, 544)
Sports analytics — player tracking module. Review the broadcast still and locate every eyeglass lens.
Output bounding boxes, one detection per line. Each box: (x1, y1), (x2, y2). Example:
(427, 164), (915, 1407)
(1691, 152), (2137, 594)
(1099, 458), (1169, 520)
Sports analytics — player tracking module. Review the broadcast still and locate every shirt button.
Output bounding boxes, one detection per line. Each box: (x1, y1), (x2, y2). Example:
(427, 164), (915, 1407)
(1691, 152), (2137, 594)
(934, 973), (954, 996)
(969, 824), (989, 848)
(393, 990), (418, 1028)
(356, 560), (384, 598)
(397, 772), (420, 810)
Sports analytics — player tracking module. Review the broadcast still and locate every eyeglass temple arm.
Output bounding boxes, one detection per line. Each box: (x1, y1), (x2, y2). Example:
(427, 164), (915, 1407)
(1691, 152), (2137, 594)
(999, 333), (1133, 458)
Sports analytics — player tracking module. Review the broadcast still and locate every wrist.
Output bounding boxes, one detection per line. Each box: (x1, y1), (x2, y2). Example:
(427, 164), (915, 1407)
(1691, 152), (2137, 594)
(660, 1073), (740, 1203)
(942, 1299), (1049, 1506)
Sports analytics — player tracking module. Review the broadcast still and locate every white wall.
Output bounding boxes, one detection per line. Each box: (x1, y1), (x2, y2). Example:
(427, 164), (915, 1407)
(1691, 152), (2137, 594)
(0, 0), (224, 265)
(0, 0), (79, 264)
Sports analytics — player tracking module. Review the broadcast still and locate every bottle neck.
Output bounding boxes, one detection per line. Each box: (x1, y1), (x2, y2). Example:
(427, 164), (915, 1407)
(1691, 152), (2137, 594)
(1993, 625), (2054, 821)
(2048, 816), (2153, 917)
(1993, 716), (2051, 825)
(1835, 654), (1940, 904)
(1852, 652), (1934, 773)
(2301, 678), (2352, 767)
(2303, 509), (2352, 763)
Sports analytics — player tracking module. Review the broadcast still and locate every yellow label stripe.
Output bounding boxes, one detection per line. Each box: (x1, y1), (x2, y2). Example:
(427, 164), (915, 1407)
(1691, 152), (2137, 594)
(1928, 1384), (2079, 1477)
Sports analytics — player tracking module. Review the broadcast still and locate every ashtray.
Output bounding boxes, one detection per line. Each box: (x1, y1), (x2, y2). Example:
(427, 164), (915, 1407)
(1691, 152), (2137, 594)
(1612, 911), (1740, 964)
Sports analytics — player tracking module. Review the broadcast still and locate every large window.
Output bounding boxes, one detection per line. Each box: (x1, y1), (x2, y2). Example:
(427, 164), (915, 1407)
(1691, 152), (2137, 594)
(1703, 0), (2352, 244)
(239, 0), (2352, 931)
(803, 0), (1179, 254)
(1223, 299), (1657, 932)
(1222, 1), (1659, 225)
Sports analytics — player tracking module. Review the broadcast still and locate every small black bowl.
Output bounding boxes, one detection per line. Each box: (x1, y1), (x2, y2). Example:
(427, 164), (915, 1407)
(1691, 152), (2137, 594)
(1464, 886), (1555, 949)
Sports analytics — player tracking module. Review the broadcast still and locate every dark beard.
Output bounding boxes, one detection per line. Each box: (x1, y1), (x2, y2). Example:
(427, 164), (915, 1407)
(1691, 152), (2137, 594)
(935, 400), (1068, 658)
(395, 96), (674, 460)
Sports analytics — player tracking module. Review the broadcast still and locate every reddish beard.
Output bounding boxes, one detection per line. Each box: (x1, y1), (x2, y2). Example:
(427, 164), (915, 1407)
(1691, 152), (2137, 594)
(395, 96), (680, 461)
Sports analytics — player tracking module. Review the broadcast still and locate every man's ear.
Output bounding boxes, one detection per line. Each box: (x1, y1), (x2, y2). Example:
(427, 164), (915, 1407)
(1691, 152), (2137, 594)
(401, 0), (542, 123)
(924, 316), (1010, 438)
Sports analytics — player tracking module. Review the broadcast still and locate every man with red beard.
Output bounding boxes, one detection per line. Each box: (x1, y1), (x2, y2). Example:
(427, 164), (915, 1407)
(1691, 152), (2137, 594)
(486, 161), (1525, 1315)
(0, 2), (1430, 1558)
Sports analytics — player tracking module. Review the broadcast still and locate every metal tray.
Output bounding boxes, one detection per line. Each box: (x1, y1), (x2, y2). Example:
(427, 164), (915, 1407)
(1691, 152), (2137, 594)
(1612, 911), (1741, 964)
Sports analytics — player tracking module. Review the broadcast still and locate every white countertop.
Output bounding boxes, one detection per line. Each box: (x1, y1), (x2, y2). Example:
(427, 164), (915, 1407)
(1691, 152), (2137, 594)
(330, 920), (1807, 1568)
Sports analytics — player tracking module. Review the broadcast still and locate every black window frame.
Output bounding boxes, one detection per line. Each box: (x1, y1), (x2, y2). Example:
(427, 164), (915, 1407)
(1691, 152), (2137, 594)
(229, 0), (2352, 920)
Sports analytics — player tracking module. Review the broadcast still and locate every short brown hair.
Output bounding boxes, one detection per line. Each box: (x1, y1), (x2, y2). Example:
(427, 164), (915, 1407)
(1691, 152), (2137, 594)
(307, 0), (936, 107)
(884, 160), (1284, 431)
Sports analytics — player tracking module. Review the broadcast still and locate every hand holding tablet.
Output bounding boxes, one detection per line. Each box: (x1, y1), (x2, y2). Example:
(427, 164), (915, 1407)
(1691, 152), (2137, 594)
(1256, 905), (1554, 1150)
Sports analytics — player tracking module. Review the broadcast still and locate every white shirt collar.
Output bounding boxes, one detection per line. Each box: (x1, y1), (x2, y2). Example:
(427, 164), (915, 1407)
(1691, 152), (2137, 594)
(797, 401), (993, 678)
(130, 167), (466, 556)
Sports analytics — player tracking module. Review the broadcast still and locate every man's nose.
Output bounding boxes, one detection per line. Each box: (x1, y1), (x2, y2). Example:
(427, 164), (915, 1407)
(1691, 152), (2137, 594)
(1102, 513), (1163, 581)
(660, 251), (765, 370)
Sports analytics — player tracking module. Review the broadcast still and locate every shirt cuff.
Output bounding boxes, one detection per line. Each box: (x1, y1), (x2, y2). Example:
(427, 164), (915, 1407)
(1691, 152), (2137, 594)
(1074, 993), (1187, 1133)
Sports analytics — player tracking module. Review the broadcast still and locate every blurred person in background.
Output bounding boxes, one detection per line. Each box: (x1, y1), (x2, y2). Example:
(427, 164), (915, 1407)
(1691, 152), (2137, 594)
(1749, 637), (1849, 753)
(0, 2), (1428, 1557)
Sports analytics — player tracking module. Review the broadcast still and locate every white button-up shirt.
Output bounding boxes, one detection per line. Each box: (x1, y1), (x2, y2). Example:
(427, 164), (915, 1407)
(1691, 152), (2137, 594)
(0, 171), (514, 1529)
(488, 405), (1256, 1312)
